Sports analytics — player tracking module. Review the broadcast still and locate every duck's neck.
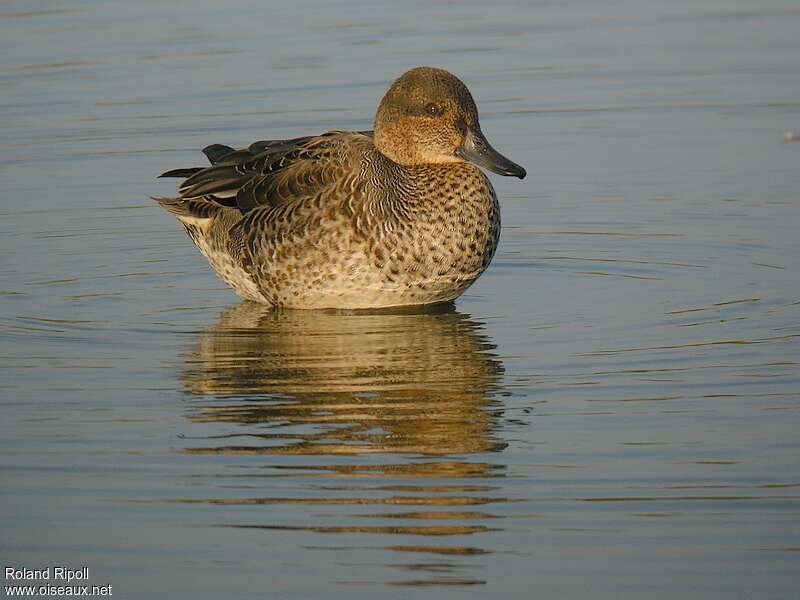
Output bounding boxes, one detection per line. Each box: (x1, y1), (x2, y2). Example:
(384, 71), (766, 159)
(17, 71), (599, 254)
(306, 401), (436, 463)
(374, 126), (418, 166)
(374, 123), (462, 167)
(366, 148), (493, 216)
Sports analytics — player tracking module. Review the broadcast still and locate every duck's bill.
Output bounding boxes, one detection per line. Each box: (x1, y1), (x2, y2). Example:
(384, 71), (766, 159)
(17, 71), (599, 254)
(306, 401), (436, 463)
(458, 127), (526, 179)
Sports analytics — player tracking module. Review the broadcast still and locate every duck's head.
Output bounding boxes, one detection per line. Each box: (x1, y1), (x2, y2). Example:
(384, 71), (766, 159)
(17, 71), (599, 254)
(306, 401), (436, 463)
(373, 66), (526, 179)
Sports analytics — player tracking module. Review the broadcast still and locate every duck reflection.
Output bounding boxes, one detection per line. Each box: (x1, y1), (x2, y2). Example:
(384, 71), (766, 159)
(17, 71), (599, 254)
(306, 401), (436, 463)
(179, 304), (508, 582)
(181, 302), (506, 457)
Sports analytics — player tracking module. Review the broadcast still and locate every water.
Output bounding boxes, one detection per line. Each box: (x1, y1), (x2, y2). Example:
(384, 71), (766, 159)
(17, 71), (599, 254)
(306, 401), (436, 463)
(2, 0), (799, 597)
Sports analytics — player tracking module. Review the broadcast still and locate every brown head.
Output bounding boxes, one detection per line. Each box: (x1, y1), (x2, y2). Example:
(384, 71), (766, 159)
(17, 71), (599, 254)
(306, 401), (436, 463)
(373, 66), (525, 179)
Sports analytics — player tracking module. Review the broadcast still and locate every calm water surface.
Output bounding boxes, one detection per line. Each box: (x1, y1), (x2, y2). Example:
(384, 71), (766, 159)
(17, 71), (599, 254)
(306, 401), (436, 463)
(2, 1), (799, 598)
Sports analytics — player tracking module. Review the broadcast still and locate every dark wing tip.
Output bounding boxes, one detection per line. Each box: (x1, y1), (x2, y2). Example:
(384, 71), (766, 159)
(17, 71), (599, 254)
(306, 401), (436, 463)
(158, 143), (236, 180)
(159, 167), (203, 179)
(203, 144), (236, 165)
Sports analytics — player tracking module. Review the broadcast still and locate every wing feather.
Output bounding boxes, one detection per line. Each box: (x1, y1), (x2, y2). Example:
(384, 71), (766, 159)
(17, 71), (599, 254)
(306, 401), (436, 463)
(158, 131), (373, 214)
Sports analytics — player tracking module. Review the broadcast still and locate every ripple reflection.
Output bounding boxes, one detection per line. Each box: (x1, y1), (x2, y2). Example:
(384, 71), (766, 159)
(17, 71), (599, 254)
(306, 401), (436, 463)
(179, 303), (508, 585)
(183, 303), (506, 456)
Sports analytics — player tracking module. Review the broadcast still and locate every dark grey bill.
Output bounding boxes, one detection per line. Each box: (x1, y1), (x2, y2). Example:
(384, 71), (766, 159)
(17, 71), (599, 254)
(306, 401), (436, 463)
(457, 126), (526, 179)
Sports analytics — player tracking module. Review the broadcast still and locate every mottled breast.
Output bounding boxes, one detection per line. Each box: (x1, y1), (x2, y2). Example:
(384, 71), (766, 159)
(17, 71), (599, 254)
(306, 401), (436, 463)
(360, 155), (500, 291)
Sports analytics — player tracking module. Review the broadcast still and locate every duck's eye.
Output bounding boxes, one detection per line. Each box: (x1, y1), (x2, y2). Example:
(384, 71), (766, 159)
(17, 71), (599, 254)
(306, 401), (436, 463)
(425, 102), (442, 116)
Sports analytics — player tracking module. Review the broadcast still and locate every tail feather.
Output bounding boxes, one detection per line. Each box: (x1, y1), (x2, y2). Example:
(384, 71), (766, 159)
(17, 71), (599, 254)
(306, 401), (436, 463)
(151, 197), (224, 226)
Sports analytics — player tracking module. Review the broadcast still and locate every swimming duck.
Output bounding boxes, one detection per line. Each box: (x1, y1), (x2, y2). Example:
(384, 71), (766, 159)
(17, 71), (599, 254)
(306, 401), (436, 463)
(155, 66), (525, 309)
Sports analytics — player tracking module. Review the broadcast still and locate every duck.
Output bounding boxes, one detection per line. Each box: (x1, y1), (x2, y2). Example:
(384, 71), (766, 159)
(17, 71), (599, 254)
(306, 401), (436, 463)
(154, 66), (525, 309)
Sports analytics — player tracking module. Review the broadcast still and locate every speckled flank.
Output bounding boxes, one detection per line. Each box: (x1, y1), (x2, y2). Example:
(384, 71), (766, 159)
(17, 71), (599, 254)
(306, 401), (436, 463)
(154, 67), (521, 309)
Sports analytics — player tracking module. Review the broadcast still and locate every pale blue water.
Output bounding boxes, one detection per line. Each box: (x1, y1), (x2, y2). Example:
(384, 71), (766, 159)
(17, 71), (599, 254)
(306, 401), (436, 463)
(1, 0), (799, 598)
